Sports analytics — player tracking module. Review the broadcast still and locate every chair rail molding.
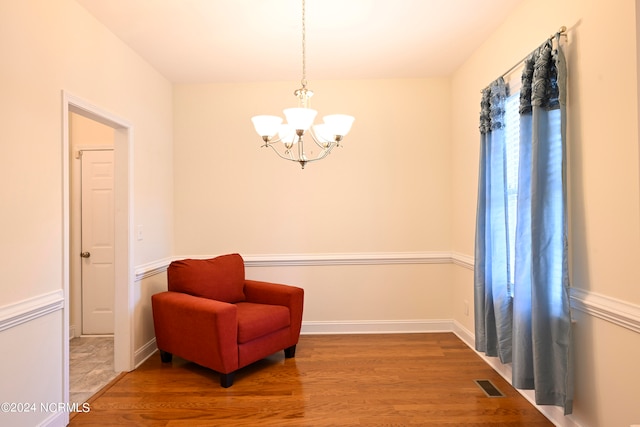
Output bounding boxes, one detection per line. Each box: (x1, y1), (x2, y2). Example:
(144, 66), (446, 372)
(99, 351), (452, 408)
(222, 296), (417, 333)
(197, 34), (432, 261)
(451, 252), (474, 270)
(134, 252), (640, 335)
(135, 252), (457, 282)
(0, 290), (64, 332)
(243, 251), (452, 267)
(570, 288), (640, 334)
(135, 257), (174, 281)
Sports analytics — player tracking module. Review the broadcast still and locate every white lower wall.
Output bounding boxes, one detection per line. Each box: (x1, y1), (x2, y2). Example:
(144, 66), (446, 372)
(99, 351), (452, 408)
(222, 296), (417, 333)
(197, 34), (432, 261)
(134, 272), (168, 367)
(136, 252), (458, 328)
(0, 307), (66, 427)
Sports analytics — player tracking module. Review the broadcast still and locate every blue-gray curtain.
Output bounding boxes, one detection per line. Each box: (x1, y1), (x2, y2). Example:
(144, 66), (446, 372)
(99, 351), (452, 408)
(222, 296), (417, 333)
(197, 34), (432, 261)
(475, 78), (513, 364)
(475, 35), (573, 415)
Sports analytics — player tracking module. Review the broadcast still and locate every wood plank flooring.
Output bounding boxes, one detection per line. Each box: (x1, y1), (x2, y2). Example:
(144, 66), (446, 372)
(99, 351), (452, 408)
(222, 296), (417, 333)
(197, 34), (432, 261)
(69, 333), (552, 426)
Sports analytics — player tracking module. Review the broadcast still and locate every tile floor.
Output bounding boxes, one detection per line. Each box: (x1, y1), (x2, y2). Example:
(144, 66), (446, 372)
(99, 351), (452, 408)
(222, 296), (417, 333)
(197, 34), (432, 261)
(69, 336), (119, 405)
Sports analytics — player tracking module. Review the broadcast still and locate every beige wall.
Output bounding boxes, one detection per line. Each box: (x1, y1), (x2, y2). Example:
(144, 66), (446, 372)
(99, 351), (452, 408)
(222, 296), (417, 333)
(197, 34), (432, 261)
(172, 78), (454, 322)
(0, 1), (173, 425)
(173, 78), (452, 255)
(451, 0), (640, 425)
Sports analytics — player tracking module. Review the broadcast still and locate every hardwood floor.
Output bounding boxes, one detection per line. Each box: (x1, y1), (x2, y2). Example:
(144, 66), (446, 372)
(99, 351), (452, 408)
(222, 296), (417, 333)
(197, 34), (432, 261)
(69, 333), (552, 426)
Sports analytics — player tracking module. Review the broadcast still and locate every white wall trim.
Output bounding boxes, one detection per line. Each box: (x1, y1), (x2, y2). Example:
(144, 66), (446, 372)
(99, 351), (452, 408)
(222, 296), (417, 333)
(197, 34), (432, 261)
(135, 338), (158, 368)
(135, 251), (458, 282)
(0, 290), (64, 333)
(449, 252), (640, 336)
(451, 251), (475, 270)
(39, 411), (66, 427)
(570, 288), (640, 334)
(135, 257), (173, 281)
(301, 319), (454, 335)
(243, 252), (453, 267)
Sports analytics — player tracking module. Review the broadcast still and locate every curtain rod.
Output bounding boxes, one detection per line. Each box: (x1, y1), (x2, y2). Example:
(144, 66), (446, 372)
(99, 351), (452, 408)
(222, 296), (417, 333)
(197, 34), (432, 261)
(482, 26), (567, 92)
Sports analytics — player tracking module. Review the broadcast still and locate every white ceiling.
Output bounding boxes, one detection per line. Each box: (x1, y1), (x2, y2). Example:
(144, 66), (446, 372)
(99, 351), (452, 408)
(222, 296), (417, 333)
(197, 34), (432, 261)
(75, 0), (524, 84)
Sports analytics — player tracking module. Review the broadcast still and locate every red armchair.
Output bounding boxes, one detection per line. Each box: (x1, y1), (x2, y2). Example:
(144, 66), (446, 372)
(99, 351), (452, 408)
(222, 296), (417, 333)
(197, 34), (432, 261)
(151, 253), (304, 387)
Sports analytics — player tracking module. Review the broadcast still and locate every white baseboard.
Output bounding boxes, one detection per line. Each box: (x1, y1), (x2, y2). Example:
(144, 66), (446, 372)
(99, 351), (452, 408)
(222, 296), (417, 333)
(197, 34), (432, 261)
(301, 319), (454, 335)
(39, 411), (67, 427)
(134, 337), (158, 368)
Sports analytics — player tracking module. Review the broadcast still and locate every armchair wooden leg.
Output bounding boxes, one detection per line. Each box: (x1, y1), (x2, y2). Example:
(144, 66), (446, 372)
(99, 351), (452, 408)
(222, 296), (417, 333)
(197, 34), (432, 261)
(159, 350), (173, 363)
(220, 372), (235, 388)
(284, 345), (297, 358)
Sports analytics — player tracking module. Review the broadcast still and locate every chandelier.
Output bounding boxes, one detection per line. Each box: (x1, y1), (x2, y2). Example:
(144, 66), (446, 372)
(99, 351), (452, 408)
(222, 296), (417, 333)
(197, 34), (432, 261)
(250, 0), (355, 169)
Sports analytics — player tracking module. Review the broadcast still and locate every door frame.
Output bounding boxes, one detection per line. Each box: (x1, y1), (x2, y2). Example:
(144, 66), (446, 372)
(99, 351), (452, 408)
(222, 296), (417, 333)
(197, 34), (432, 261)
(62, 91), (134, 405)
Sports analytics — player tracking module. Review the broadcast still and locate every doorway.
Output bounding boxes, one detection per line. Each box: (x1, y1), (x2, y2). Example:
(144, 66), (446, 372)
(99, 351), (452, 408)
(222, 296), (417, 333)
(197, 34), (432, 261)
(62, 91), (134, 408)
(70, 115), (116, 336)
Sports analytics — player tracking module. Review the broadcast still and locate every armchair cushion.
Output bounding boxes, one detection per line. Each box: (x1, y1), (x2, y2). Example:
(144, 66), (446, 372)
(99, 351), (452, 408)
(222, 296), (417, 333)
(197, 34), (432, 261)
(167, 253), (246, 303)
(235, 302), (290, 344)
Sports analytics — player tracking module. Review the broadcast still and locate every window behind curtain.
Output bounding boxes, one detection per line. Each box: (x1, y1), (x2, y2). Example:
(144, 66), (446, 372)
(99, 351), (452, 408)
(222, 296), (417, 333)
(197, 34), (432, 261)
(504, 92), (520, 294)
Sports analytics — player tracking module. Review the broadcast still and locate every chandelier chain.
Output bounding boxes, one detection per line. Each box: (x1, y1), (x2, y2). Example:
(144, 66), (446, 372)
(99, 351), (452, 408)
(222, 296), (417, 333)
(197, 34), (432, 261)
(301, 0), (307, 88)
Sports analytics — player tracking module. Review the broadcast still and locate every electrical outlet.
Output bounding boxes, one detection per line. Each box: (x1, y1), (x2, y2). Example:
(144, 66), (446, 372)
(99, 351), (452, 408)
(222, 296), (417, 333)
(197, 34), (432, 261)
(464, 300), (469, 316)
(136, 225), (143, 241)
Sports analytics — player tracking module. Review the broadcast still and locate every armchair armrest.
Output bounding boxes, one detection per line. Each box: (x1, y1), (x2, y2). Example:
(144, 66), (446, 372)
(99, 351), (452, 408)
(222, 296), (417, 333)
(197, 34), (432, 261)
(244, 280), (303, 307)
(244, 280), (304, 340)
(151, 291), (239, 373)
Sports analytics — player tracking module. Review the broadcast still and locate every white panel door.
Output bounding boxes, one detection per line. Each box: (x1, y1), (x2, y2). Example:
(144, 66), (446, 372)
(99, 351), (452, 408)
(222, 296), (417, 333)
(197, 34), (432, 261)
(81, 150), (115, 335)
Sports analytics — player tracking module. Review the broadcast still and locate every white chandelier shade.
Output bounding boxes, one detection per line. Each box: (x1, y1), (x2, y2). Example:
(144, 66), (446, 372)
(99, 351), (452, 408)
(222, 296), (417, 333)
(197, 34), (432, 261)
(322, 114), (356, 137)
(250, 115), (282, 138)
(251, 112), (355, 142)
(283, 108), (317, 131)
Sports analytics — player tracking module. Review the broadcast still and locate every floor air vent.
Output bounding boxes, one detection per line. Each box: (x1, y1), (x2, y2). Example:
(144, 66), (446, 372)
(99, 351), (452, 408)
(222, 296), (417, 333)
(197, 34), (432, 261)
(474, 379), (505, 397)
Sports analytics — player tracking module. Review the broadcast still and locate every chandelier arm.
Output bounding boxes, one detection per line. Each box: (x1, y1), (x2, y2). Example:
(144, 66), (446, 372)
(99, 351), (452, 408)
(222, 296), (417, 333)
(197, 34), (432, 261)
(264, 142), (296, 162)
(261, 135), (285, 148)
(307, 128), (336, 150)
(301, 148), (334, 164)
(305, 143), (336, 163)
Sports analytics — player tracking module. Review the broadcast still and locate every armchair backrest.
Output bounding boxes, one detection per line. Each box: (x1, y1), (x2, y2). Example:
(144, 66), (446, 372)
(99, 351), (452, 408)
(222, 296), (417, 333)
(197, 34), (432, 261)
(167, 253), (246, 303)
